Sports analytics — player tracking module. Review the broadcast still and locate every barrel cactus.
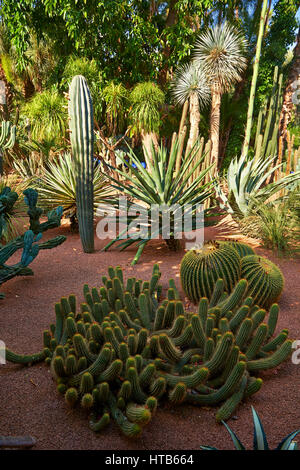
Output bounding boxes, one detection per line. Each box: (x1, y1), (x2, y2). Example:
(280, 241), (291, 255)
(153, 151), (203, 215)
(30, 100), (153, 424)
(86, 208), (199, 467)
(223, 240), (256, 258)
(68, 75), (94, 253)
(241, 255), (284, 309)
(5, 264), (292, 436)
(180, 241), (241, 303)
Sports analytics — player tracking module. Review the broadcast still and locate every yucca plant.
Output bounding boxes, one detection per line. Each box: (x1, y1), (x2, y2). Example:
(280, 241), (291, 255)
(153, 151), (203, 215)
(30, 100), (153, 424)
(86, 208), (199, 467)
(37, 153), (112, 231)
(171, 62), (210, 155)
(194, 22), (247, 167)
(101, 139), (215, 265)
(201, 406), (300, 450)
(217, 154), (300, 218)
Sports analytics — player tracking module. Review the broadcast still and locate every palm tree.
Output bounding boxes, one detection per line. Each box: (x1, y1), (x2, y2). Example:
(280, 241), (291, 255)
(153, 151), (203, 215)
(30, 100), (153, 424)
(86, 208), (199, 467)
(129, 82), (164, 167)
(172, 62), (210, 155)
(194, 22), (247, 167)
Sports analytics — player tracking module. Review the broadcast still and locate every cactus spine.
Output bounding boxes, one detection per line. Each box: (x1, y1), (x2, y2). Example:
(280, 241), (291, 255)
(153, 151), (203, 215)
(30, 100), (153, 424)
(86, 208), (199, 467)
(68, 75), (94, 253)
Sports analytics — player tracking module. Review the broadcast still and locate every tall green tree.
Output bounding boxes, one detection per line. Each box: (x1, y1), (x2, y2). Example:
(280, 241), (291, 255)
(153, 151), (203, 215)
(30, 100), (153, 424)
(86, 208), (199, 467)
(0, 0), (215, 85)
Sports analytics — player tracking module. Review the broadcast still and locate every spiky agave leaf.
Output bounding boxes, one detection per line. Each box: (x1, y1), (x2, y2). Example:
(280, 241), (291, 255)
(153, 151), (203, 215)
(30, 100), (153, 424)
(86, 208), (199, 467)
(218, 154), (300, 218)
(101, 139), (215, 264)
(194, 21), (247, 92)
(38, 153), (112, 219)
(252, 406), (269, 450)
(171, 62), (211, 107)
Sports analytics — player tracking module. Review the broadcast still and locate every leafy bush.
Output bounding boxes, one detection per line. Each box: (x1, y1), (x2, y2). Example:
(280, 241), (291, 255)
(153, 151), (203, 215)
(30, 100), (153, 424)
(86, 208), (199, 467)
(23, 88), (67, 145)
(61, 56), (103, 121)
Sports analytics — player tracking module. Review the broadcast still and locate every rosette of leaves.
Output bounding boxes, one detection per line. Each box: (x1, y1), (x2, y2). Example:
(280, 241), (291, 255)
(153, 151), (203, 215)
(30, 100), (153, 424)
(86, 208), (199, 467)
(101, 138), (215, 265)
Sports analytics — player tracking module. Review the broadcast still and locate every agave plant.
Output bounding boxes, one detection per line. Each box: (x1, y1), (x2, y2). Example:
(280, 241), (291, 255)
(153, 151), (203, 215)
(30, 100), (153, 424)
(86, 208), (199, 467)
(201, 406), (300, 450)
(216, 154), (300, 218)
(101, 139), (215, 265)
(37, 153), (112, 230)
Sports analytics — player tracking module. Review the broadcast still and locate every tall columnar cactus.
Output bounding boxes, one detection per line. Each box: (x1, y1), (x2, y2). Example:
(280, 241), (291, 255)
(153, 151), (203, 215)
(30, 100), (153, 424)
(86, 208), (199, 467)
(5, 264), (292, 436)
(0, 187), (66, 298)
(68, 75), (94, 253)
(253, 66), (283, 161)
(180, 241), (241, 303)
(241, 255), (284, 309)
(0, 121), (16, 174)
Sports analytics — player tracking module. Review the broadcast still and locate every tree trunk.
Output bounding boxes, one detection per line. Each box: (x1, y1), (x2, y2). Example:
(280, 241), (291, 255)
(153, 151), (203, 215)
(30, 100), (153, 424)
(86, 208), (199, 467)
(141, 129), (159, 168)
(279, 26), (300, 139)
(186, 92), (200, 155)
(242, 0), (268, 158)
(158, 0), (178, 87)
(210, 87), (221, 169)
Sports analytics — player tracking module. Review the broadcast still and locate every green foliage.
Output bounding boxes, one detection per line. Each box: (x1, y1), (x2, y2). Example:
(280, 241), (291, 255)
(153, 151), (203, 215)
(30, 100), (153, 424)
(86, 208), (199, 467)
(23, 88), (67, 145)
(201, 406), (300, 450)
(241, 255), (284, 309)
(102, 82), (128, 136)
(0, 1), (214, 84)
(61, 56), (103, 120)
(5, 264), (292, 435)
(0, 187), (66, 298)
(38, 153), (112, 226)
(194, 21), (248, 93)
(129, 82), (164, 134)
(217, 154), (300, 218)
(102, 139), (214, 264)
(252, 195), (300, 255)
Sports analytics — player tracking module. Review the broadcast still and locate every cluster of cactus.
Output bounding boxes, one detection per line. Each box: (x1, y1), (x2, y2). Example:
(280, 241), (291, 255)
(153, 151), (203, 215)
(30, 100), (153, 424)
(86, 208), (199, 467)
(5, 263), (292, 437)
(0, 187), (66, 297)
(180, 240), (284, 309)
(68, 75), (94, 253)
(0, 120), (16, 175)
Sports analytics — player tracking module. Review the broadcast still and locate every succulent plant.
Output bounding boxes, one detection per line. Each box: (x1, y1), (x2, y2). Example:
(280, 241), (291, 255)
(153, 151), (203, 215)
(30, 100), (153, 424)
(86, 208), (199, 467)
(68, 75), (94, 253)
(180, 241), (241, 303)
(5, 263), (292, 437)
(241, 255), (284, 309)
(0, 187), (66, 298)
(201, 406), (300, 450)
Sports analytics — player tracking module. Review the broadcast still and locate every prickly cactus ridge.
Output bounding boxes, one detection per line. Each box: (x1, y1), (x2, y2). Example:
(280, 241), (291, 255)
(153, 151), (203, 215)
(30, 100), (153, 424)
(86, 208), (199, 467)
(180, 240), (241, 303)
(0, 187), (66, 297)
(68, 75), (94, 254)
(241, 255), (284, 309)
(6, 263), (292, 436)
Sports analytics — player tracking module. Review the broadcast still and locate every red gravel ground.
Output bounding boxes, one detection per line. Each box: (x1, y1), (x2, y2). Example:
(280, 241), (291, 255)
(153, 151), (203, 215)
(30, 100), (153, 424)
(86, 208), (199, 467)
(1, 221), (300, 450)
